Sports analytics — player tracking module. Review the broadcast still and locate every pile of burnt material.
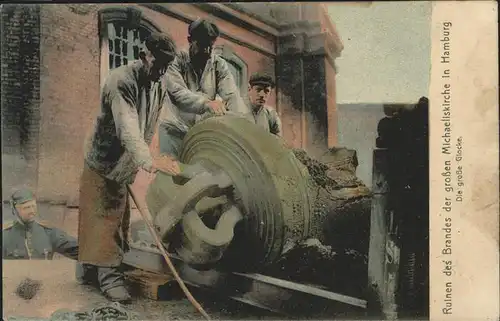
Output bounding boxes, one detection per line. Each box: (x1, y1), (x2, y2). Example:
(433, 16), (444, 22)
(264, 147), (372, 298)
(292, 147), (371, 253)
(374, 96), (429, 318)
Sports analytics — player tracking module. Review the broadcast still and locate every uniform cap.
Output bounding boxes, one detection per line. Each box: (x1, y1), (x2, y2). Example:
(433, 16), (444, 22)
(249, 73), (275, 88)
(11, 189), (35, 205)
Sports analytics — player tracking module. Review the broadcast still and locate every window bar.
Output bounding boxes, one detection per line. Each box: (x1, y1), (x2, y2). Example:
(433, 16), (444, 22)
(107, 23), (151, 69)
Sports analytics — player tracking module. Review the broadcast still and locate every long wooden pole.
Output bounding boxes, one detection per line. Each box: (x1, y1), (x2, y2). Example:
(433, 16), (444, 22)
(127, 185), (211, 321)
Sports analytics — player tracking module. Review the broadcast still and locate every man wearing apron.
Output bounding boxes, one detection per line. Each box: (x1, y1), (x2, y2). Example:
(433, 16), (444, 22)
(78, 32), (178, 303)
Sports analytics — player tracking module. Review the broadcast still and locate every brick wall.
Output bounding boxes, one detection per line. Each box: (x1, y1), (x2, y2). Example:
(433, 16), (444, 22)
(325, 57), (338, 147)
(1, 4), (41, 198)
(37, 4), (101, 203)
(276, 57), (306, 148)
(304, 55), (329, 156)
(1, 4), (41, 157)
(273, 3), (342, 153)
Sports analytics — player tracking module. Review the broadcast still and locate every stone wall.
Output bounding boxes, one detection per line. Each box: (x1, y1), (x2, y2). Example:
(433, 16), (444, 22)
(1, 5), (41, 198)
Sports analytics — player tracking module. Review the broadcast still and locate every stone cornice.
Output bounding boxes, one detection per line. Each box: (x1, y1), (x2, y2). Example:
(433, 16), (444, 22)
(275, 15), (343, 59)
(277, 27), (340, 72)
(139, 3), (343, 60)
(99, 6), (162, 34)
(223, 3), (282, 30)
(194, 3), (343, 58)
(140, 3), (275, 57)
(194, 3), (280, 39)
(318, 4), (344, 57)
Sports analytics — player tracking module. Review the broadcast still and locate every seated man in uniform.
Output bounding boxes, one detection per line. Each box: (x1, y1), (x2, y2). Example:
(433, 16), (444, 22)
(161, 18), (249, 160)
(246, 73), (282, 137)
(3, 188), (79, 260)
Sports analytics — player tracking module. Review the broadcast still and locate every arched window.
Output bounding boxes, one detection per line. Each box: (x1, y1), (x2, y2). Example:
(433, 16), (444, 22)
(98, 7), (161, 82)
(106, 23), (149, 70)
(226, 60), (242, 90)
(213, 45), (248, 97)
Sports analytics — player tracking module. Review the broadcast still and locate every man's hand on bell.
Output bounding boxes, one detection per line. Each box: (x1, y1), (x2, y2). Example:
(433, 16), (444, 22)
(151, 155), (181, 176)
(205, 100), (226, 115)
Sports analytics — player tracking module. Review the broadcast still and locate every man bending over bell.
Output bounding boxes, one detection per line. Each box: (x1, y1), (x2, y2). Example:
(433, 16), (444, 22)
(78, 32), (179, 303)
(160, 18), (249, 160)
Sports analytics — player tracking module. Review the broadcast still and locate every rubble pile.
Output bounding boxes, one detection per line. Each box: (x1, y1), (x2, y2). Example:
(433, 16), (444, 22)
(292, 147), (365, 189)
(292, 147), (372, 253)
(262, 148), (372, 297)
(292, 149), (340, 189)
(265, 238), (368, 297)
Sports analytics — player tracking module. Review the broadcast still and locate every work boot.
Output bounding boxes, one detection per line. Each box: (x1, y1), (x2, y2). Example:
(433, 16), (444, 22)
(104, 285), (132, 304)
(97, 266), (132, 304)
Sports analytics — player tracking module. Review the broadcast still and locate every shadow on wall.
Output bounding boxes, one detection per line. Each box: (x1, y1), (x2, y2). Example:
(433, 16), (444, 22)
(336, 104), (386, 188)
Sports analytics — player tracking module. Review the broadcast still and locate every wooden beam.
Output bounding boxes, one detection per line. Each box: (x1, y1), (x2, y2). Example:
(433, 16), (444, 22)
(125, 269), (175, 301)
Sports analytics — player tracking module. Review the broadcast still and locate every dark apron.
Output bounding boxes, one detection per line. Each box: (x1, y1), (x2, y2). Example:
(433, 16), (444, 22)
(78, 162), (130, 267)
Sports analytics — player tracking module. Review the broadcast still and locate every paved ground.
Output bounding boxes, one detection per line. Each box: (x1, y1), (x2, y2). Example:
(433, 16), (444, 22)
(3, 260), (280, 320)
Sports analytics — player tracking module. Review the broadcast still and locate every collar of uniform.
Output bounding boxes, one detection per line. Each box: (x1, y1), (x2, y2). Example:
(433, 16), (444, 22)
(13, 217), (35, 229)
(11, 206), (32, 229)
(242, 96), (262, 115)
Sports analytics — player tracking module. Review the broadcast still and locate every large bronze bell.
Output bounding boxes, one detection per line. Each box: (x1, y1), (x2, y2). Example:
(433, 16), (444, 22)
(146, 115), (315, 271)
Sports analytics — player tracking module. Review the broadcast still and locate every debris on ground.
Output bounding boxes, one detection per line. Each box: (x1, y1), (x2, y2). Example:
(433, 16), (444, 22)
(264, 238), (368, 298)
(260, 149), (371, 298)
(48, 302), (139, 321)
(288, 148), (372, 255)
(15, 278), (42, 300)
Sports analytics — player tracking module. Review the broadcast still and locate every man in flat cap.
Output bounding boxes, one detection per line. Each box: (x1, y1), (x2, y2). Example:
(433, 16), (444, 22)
(3, 188), (79, 261)
(246, 73), (282, 137)
(79, 32), (179, 303)
(161, 18), (249, 159)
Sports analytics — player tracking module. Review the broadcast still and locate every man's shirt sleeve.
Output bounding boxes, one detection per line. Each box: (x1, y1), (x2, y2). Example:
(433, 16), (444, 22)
(268, 108), (283, 137)
(104, 74), (153, 171)
(166, 54), (210, 114)
(215, 57), (249, 114)
(49, 227), (79, 260)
